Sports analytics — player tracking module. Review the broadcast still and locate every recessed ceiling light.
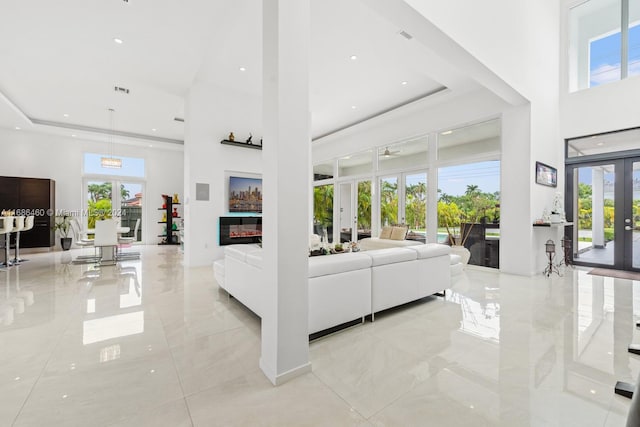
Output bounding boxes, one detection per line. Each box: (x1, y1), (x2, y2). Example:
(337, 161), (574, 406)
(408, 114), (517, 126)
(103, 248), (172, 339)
(351, 105), (357, 109)
(71, 134), (77, 137)
(239, 67), (246, 72)
(596, 142), (604, 146)
(350, 55), (358, 60)
(113, 38), (123, 44)
(148, 144), (153, 148)
(15, 126), (21, 130)
(151, 128), (156, 132)
(590, 389), (596, 394)
(441, 130), (453, 135)
(401, 81), (408, 85)
(63, 113), (69, 117)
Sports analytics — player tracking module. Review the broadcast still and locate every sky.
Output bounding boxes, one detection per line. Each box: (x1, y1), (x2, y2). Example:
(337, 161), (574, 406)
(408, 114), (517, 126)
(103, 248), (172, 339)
(590, 24), (640, 86)
(438, 161), (501, 196)
(229, 176), (262, 194)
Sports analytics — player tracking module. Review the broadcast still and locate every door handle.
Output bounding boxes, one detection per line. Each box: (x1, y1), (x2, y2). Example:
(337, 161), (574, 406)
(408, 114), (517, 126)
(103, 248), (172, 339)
(626, 226), (633, 231)
(625, 218), (632, 224)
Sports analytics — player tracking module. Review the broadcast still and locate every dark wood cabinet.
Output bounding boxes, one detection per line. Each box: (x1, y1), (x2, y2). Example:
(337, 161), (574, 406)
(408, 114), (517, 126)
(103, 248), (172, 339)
(461, 222), (500, 268)
(0, 176), (55, 248)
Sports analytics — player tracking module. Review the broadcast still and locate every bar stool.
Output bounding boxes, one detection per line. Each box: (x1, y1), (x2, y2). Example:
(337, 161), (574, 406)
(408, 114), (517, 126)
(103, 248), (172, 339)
(15, 215), (34, 263)
(0, 216), (14, 269)
(11, 216), (25, 264)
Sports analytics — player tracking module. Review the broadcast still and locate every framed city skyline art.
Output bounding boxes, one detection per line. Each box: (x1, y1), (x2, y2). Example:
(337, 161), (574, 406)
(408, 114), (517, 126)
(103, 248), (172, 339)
(228, 176), (263, 213)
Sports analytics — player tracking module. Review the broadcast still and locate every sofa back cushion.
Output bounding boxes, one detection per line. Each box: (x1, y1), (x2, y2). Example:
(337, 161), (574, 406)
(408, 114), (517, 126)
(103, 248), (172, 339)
(379, 226), (393, 239)
(389, 225), (408, 240)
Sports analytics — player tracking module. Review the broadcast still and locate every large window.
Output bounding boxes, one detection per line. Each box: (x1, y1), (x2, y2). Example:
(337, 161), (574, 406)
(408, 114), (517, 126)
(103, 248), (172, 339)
(312, 117), (500, 259)
(569, 0), (640, 91)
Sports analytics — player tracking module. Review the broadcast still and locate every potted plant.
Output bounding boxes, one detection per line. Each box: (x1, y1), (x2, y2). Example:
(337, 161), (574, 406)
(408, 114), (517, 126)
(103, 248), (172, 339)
(53, 215), (73, 250)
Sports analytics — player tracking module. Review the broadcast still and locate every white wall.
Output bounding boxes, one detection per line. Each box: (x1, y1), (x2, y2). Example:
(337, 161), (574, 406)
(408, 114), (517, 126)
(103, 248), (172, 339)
(560, 76), (640, 138)
(183, 82), (262, 266)
(0, 128), (183, 245)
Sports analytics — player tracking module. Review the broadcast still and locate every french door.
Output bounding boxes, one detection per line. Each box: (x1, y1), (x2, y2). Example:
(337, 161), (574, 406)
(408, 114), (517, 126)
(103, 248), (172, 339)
(84, 179), (143, 241)
(338, 179), (372, 243)
(566, 157), (639, 271)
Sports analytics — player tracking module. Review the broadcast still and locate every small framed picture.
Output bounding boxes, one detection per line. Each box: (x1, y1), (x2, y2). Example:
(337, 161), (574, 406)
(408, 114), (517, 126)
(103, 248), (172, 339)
(535, 161), (557, 187)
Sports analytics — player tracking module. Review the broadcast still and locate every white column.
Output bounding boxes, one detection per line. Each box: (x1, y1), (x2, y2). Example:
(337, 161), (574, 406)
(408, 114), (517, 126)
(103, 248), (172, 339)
(592, 167), (605, 248)
(260, 0), (312, 385)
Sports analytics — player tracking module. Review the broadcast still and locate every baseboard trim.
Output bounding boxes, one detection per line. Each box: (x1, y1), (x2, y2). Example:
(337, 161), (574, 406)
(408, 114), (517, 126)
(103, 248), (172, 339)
(259, 359), (312, 386)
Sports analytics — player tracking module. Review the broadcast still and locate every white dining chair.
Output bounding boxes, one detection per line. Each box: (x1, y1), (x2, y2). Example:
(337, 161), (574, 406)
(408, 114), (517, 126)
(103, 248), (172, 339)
(94, 219), (119, 265)
(11, 216), (25, 264)
(118, 218), (140, 245)
(71, 218), (98, 263)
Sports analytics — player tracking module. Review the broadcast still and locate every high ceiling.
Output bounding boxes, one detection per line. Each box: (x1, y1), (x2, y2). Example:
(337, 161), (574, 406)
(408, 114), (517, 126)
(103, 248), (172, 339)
(0, 0), (479, 146)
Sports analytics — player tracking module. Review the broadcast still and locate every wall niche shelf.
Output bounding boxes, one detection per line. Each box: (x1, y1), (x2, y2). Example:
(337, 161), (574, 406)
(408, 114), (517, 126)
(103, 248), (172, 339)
(220, 139), (262, 150)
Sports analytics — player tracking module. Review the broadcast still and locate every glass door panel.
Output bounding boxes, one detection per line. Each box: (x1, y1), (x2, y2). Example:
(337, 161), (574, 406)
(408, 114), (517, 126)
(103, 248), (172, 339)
(313, 184), (334, 243)
(339, 182), (353, 243)
(120, 182), (143, 241)
(404, 173), (427, 242)
(380, 176), (398, 228)
(356, 180), (372, 241)
(629, 160), (640, 270)
(572, 164), (616, 266)
(86, 180), (114, 229)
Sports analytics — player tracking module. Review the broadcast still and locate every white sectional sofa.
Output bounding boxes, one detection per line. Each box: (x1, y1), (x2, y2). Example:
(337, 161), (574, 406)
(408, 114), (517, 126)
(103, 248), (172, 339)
(214, 243), (451, 336)
(357, 237), (422, 251)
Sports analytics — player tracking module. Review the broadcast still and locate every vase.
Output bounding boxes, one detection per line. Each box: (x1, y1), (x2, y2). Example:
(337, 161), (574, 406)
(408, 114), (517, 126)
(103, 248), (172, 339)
(451, 245), (470, 264)
(60, 237), (72, 251)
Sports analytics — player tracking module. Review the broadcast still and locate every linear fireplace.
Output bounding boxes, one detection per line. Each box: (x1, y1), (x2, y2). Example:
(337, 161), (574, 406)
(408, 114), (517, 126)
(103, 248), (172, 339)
(219, 216), (262, 246)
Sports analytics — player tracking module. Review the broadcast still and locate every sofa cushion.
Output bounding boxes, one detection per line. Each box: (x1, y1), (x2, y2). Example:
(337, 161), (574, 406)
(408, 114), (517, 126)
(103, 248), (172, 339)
(389, 225), (408, 240)
(407, 243), (451, 259)
(308, 252), (372, 278)
(379, 226), (392, 239)
(365, 247), (417, 266)
(224, 244), (261, 262)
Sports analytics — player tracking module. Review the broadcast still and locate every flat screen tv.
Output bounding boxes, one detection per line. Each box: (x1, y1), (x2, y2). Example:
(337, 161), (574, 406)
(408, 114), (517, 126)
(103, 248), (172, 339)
(229, 176), (262, 213)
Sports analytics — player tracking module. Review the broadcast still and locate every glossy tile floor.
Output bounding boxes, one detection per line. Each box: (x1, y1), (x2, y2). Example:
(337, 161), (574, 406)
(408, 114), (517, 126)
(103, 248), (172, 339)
(0, 246), (638, 426)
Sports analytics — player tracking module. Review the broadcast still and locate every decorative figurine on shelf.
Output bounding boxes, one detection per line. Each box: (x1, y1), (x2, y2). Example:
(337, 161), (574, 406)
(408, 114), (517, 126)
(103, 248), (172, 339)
(172, 222), (178, 231)
(173, 193), (179, 204)
(228, 132), (235, 141)
(172, 207), (178, 218)
(246, 133), (253, 144)
(551, 191), (565, 222)
(161, 212), (167, 222)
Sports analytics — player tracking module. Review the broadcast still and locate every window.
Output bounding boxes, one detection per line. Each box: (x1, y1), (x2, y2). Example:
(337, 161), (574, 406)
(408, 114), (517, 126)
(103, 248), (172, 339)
(337, 150), (373, 177)
(84, 153), (145, 178)
(313, 161), (334, 181)
(569, 0), (639, 91)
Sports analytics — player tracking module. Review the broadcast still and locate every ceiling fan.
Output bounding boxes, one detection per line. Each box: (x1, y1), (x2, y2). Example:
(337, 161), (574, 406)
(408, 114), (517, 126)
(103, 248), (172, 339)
(380, 147), (400, 157)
